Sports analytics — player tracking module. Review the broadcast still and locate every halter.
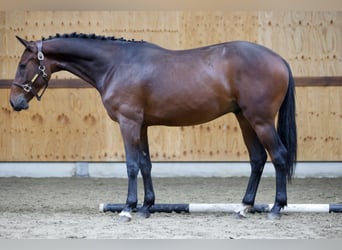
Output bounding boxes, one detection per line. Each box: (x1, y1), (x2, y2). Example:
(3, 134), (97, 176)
(13, 40), (49, 101)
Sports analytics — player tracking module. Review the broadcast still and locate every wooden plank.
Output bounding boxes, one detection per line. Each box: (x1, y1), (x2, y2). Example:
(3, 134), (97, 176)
(294, 76), (342, 86)
(258, 11), (342, 77)
(179, 11), (259, 49)
(296, 87), (341, 161)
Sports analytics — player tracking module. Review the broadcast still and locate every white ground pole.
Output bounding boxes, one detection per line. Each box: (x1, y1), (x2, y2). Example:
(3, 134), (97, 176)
(0, 162), (341, 178)
(99, 203), (342, 213)
(189, 204), (333, 213)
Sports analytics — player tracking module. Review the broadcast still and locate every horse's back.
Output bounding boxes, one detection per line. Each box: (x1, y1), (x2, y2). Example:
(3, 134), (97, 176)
(150, 41), (287, 122)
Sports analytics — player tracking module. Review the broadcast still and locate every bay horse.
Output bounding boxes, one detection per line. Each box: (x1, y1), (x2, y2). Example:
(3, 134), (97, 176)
(9, 33), (296, 222)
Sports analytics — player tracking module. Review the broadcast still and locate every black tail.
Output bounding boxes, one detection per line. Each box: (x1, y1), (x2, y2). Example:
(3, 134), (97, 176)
(277, 60), (297, 180)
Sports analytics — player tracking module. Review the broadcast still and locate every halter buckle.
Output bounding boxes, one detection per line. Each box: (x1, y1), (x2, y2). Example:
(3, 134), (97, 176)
(38, 65), (47, 78)
(23, 83), (32, 93)
(37, 51), (44, 61)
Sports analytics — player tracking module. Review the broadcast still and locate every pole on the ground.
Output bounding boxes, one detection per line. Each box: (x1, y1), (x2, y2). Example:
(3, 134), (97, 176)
(99, 203), (342, 213)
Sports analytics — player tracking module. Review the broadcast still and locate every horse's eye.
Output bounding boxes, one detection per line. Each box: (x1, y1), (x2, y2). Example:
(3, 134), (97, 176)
(19, 64), (26, 70)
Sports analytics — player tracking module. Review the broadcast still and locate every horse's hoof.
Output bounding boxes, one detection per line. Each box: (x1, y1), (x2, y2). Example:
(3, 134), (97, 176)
(267, 212), (281, 220)
(118, 215), (132, 223)
(233, 212), (247, 219)
(118, 211), (132, 223)
(137, 205), (152, 219)
(233, 204), (252, 219)
(137, 211), (151, 219)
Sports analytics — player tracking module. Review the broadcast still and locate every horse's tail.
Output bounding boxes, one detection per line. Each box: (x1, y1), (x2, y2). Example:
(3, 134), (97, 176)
(277, 60), (297, 181)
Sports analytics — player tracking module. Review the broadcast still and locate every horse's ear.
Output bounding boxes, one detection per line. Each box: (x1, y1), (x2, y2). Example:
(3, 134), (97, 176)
(16, 36), (31, 49)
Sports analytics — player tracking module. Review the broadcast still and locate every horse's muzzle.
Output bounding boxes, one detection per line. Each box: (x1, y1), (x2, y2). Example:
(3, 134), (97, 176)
(10, 96), (29, 111)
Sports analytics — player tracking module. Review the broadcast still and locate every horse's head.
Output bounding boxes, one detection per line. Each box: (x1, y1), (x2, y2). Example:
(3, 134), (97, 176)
(10, 36), (51, 111)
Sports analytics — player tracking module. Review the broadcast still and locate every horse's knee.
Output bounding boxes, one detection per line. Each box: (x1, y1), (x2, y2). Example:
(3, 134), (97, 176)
(126, 162), (139, 178)
(139, 161), (152, 176)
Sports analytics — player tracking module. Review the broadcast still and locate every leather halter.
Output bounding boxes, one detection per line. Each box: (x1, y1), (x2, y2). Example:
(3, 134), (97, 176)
(13, 40), (49, 101)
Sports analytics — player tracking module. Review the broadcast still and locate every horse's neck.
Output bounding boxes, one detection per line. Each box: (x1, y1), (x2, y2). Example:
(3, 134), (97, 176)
(46, 39), (114, 90)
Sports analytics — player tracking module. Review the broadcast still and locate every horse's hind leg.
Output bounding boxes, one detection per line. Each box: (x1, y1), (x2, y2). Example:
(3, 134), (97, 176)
(235, 112), (267, 218)
(249, 120), (288, 220)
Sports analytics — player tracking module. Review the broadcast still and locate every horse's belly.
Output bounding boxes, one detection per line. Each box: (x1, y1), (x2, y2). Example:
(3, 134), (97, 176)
(144, 98), (238, 126)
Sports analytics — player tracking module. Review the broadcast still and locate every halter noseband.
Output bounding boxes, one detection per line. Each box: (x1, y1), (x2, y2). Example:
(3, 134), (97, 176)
(13, 40), (49, 101)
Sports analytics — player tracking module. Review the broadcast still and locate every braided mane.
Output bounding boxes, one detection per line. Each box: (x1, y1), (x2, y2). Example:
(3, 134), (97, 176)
(42, 32), (145, 43)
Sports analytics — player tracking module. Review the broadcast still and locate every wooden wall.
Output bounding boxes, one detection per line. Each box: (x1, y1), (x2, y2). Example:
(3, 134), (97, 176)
(0, 11), (341, 162)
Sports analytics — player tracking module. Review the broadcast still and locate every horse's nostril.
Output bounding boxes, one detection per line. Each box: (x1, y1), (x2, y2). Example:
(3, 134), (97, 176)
(9, 98), (28, 111)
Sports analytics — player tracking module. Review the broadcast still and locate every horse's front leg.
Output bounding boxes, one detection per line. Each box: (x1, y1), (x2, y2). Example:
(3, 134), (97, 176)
(136, 125), (155, 218)
(119, 118), (142, 222)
